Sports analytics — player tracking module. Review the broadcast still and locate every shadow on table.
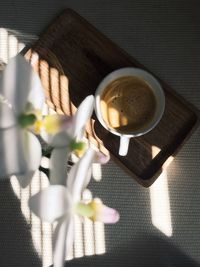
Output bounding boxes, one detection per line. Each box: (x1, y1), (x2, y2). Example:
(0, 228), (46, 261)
(63, 233), (200, 267)
(0, 180), (41, 267)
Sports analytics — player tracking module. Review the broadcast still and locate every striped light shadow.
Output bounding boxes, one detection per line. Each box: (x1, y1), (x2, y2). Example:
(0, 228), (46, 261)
(93, 198), (106, 254)
(30, 169), (53, 267)
(42, 221), (53, 267)
(66, 188), (106, 261)
(11, 150), (54, 266)
(65, 224), (74, 261)
(64, 189), (106, 262)
(1, 29), (105, 265)
(30, 170), (43, 258)
(0, 28), (8, 63)
(82, 189), (95, 256)
(0, 29), (53, 267)
(10, 175), (21, 199)
(92, 163), (102, 182)
(40, 159), (53, 267)
(18, 42), (25, 53)
(8, 34), (18, 58)
(0, 28), (25, 63)
(21, 177), (31, 224)
(74, 215), (84, 258)
(68, 155), (106, 259)
(150, 145), (173, 237)
(49, 67), (60, 110)
(60, 75), (71, 115)
(29, 158), (53, 267)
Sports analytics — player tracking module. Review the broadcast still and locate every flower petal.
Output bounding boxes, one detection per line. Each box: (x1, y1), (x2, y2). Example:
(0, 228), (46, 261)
(93, 151), (110, 164)
(67, 147), (95, 202)
(65, 216), (74, 254)
(82, 167), (92, 191)
(42, 130), (71, 148)
(0, 128), (41, 183)
(50, 147), (70, 185)
(53, 216), (74, 267)
(0, 100), (16, 129)
(72, 95), (94, 139)
(22, 131), (42, 176)
(43, 114), (72, 135)
(98, 205), (120, 224)
(0, 127), (28, 179)
(0, 54), (43, 115)
(16, 170), (35, 188)
(27, 76), (45, 111)
(15, 131), (42, 188)
(89, 200), (120, 224)
(29, 185), (71, 223)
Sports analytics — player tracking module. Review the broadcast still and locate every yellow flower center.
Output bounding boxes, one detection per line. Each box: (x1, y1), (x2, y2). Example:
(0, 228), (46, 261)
(76, 200), (102, 221)
(34, 120), (43, 134)
(87, 201), (102, 221)
(43, 115), (62, 134)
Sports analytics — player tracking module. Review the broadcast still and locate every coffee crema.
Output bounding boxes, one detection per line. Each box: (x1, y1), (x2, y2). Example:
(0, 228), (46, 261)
(100, 75), (157, 134)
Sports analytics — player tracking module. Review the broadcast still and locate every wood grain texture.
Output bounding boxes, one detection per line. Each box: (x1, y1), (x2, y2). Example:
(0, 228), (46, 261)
(24, 9), (199, 187)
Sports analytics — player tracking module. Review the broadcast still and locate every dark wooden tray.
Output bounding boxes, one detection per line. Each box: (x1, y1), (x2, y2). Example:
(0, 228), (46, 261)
(24, 9), (200, 187)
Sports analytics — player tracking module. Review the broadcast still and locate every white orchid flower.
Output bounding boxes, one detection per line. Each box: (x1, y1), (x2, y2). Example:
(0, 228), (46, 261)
(41, 95), (97, 185)
(0, 54), (44, 187)
(29, 147), (119, 267)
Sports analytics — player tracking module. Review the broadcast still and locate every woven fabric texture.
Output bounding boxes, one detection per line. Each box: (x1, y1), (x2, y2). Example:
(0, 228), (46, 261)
(0, 1), (200, 266)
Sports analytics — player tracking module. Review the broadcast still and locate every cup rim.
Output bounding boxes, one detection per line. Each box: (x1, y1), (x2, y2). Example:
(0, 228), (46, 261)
(94, 67), (165, 138)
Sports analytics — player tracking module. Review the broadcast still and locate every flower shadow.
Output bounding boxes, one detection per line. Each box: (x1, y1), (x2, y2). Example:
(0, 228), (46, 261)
(0, 180), (41, 266)
(62, 232), (200, 267)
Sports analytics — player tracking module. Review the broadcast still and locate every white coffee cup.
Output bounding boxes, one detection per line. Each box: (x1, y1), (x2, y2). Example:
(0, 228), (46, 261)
(95, 67), (165, 156)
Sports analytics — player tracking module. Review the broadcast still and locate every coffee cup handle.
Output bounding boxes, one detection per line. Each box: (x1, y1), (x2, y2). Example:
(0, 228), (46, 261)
(119, 135), (130, 156)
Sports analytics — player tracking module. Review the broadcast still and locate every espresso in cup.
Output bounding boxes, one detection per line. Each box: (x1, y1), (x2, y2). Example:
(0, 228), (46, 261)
(100, 76), (157, 134)
(95, 68), (165, 156)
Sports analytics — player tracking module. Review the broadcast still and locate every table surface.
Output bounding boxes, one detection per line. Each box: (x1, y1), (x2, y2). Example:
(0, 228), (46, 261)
(0, 1), (200, 267)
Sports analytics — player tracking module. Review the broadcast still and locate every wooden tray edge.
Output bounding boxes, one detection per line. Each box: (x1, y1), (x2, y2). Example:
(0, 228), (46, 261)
(23, 8), (200, 187)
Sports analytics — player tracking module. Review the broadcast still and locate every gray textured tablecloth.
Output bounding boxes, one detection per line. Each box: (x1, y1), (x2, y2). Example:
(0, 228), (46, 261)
(0, 1), (200, 266)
